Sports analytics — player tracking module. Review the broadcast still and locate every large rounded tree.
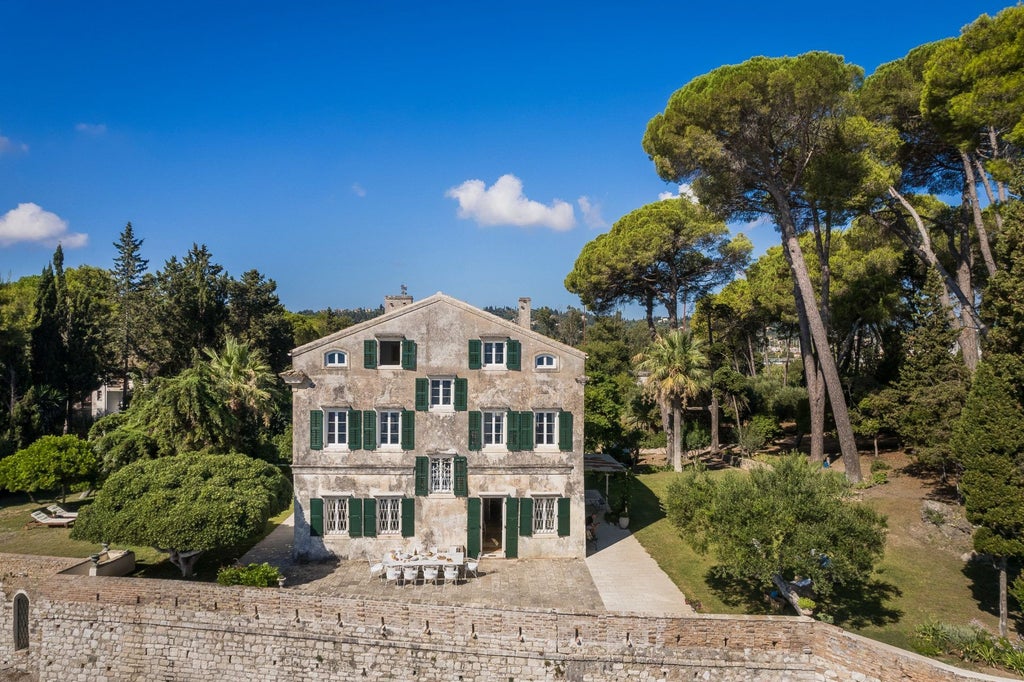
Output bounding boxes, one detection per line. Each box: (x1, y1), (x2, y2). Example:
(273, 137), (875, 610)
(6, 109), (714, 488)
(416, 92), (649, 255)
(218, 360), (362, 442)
(72, 452), (291, 577)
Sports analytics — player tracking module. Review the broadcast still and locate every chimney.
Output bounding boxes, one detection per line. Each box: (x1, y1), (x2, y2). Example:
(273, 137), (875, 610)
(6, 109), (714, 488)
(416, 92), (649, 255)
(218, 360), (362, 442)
(518, 297), (532, 330)
(385, 294), (414, 313)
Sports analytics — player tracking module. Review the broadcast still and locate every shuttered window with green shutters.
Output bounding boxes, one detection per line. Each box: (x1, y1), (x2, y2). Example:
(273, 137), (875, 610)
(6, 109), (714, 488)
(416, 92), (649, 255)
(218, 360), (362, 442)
(518, 497), (534, 537)
(505, 497), (519, 558)
(518, 411), (534, 451)
(468, 339), (482, 369)
(362, 498), (377, 537)
(506, 339), (521, 370)
(414, 456), (429, 496)
(468, 411), (482, 451)
(349, 498), (364, 538)
(401, 340), (417, 370)
(401, 498), (415, 537)
(348, 409), (362, 450)
(558, 411), (573, 451)
(309, 497), (324, 536)
(454, 377), (468, 411)
(310, 410), (323, 450)
(454, 456), (468, 497)
(466, 498), (482, 559)
(557, 497), (571, 537)
(415, 378), (429, 411)
(401, 410), (415, 450)
(363, 410), (376, 450)
(363, 339), (377, 368)
(507, 411), (520, 451)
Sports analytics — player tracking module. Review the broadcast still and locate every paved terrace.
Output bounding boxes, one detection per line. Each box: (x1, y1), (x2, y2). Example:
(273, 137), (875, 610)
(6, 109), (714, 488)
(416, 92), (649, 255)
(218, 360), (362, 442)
(241, 515), (695, 616)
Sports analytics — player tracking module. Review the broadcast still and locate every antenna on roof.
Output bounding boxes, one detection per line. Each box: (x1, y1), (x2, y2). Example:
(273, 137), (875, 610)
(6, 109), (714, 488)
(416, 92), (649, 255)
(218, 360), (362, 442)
(400, 283), (408, 295)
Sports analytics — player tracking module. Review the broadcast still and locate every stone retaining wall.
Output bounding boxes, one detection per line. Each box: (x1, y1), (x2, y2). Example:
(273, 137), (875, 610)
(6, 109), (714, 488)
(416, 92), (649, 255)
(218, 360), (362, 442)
(0, 554), (1015, 681)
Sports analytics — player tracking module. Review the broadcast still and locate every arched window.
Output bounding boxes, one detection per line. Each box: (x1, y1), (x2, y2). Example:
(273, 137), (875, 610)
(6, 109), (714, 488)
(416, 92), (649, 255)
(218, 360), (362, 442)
(535, 354), (557, 370)
(14, 592), (29, 650)
(324, 350), (347, 367)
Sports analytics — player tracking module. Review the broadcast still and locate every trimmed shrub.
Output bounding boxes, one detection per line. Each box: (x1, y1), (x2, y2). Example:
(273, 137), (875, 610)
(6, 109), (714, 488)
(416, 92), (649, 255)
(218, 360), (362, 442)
(217, 562), (282, 587)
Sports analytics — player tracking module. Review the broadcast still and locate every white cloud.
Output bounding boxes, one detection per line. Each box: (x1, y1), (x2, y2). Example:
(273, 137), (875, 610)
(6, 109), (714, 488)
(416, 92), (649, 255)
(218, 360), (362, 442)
(75, 122), (107, 136)
(351, 183), (367, 197)
(0, 133), (29, 155)
(0, 203), (88, 248)
(658, 183), (698, 202)
(577, 196), (608, 229)
(446, 174), (576, 231)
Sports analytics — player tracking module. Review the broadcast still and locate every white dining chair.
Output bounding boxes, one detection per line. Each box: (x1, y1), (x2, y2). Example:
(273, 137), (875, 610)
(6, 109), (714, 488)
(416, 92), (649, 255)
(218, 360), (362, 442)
(443, 564), (459, 585)
(385, 565), (402, 585)
(368, 559), (385, 582)
(465, 557), (479, 580)
(403, 565), (420, 585)
(422, 565), (439, 585)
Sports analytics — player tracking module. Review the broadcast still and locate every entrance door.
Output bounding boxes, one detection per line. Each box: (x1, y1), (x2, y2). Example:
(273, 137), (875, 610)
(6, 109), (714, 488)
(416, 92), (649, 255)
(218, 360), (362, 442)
(481, 497), (504, 555)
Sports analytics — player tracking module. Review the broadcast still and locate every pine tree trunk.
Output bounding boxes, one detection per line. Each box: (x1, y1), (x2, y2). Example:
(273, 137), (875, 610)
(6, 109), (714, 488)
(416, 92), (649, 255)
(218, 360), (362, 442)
(999, 556), (1008, 638)
(710, 394), (720, 452)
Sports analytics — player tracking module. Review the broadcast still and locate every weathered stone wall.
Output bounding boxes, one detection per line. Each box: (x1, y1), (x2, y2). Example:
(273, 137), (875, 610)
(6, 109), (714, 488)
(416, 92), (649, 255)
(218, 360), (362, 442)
(1, 555), (1016, 682)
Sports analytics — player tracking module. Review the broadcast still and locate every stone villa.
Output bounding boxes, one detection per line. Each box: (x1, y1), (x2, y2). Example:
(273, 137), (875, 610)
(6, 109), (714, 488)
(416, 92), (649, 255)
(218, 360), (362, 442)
(282, 293), (587, 562)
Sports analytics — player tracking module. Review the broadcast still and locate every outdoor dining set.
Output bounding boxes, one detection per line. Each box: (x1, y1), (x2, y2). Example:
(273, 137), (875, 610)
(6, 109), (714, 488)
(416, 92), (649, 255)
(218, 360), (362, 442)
(370, 547), (479, 586)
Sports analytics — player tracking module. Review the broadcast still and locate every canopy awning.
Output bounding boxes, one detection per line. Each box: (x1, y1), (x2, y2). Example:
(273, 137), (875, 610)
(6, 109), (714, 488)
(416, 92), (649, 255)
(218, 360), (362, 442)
(583, 452), (626, 474)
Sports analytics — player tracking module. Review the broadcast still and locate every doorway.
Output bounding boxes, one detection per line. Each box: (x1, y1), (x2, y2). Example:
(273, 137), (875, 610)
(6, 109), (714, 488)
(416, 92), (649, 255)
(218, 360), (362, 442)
(481, 497), (504, 555)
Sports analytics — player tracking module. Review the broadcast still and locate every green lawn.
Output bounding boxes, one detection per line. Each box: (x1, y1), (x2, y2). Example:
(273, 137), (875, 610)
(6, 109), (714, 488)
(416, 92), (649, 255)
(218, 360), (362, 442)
(0, 492), (289, 580)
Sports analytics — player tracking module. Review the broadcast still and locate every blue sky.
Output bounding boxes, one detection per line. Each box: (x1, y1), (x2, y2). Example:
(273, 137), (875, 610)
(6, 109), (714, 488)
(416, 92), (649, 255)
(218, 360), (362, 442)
(0, 1), (1011, 315)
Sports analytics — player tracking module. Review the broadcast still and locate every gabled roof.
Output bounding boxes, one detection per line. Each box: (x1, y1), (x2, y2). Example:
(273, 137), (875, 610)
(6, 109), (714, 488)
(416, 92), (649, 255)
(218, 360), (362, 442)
(292, 292), (586, 359)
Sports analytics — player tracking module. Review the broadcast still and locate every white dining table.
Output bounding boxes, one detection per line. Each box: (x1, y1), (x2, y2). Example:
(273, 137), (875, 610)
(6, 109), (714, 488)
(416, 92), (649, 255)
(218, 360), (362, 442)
(383, 550), (465, 568)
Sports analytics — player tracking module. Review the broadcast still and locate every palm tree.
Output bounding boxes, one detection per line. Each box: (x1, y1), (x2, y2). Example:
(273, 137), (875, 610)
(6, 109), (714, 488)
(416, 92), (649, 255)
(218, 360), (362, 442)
(634, 330), (710, 471)
(202, 337), (279, 441)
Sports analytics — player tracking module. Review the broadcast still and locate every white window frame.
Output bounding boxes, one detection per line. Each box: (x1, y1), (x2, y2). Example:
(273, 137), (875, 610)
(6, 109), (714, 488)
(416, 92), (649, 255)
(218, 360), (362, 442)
(377, 497), (401, 536)
(378, 339), (403, 367)
(325, 409), (348, 449)
(535, 411), (557, 448)
(483, 411), (505, 447)
(533, 496), (558, 535)
(324, 350), (347, 368)
(534, 353), (557, 370)
(379, 410), (401, 447)
(429, 457), (454, 494)
(482, 340), (506, 368)
(324, 496), (348, 534)
(430, 377), (454, 410)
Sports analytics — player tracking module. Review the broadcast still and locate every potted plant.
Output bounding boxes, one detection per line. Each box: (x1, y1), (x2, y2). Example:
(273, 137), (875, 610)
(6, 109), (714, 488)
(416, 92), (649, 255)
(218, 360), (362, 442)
(618, 504), (629, 529)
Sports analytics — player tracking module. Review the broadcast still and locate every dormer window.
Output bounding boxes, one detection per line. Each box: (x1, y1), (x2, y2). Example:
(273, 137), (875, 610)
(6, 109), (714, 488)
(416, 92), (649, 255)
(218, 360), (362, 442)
(364, 338), (417, 370)
(468, 338), (521, 370)
(324, 350), (347, 368)
(535, 353), (557, 370)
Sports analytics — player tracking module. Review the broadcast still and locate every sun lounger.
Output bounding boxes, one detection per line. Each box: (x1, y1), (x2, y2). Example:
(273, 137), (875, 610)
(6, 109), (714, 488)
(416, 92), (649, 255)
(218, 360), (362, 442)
(30, 510), (74, 528)
(47, 504), (78, 519)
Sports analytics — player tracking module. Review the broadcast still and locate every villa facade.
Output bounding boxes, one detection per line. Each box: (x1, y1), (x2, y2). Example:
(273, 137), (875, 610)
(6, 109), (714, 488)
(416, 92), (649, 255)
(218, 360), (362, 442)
(283, 293), (587, 561)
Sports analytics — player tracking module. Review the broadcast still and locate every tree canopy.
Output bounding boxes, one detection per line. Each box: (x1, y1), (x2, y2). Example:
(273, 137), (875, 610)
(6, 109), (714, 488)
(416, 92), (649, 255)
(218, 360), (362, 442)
(665, 455), (887, 616)
(0, 434), (97, 501)
(71, 452), (291, 577)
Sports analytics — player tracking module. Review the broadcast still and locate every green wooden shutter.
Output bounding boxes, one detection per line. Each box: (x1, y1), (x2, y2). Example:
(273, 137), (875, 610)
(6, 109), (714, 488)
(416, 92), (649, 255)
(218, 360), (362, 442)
(364, 339), (377, 368)
(519, 497), (534, 537)
(507, 411), (520, 451)
(467, 498), (481, 559)
(454, 456), (468, 497)
(454, 377), (468, 411)
(468, 411), (482, 451)
(309, 497), (324, 537)
(414, 456), (429, 496)
(401, 498), (415, 537)
(401, 410), (415, 450)
(557, 497), (571, 537)
(362, 498), (377, 537)
(348, 409), (362, 450)
(363, 410), (376, 450)
(349, 498), (363, 538)
(309, 410), (323, 451)
(415, 378), (429, 411)
(505, 497), (519, 558)
(506, 339), (521, 370)
(559, 411), (573, 451)
(519, 411), (534, 451)
(401, 339), (417, 370)
(468, 339), (481, 369)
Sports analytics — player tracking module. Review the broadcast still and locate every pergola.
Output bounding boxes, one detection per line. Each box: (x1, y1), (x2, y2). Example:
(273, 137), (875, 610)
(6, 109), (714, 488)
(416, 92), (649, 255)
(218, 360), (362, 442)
(583, 452), (627, 500)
